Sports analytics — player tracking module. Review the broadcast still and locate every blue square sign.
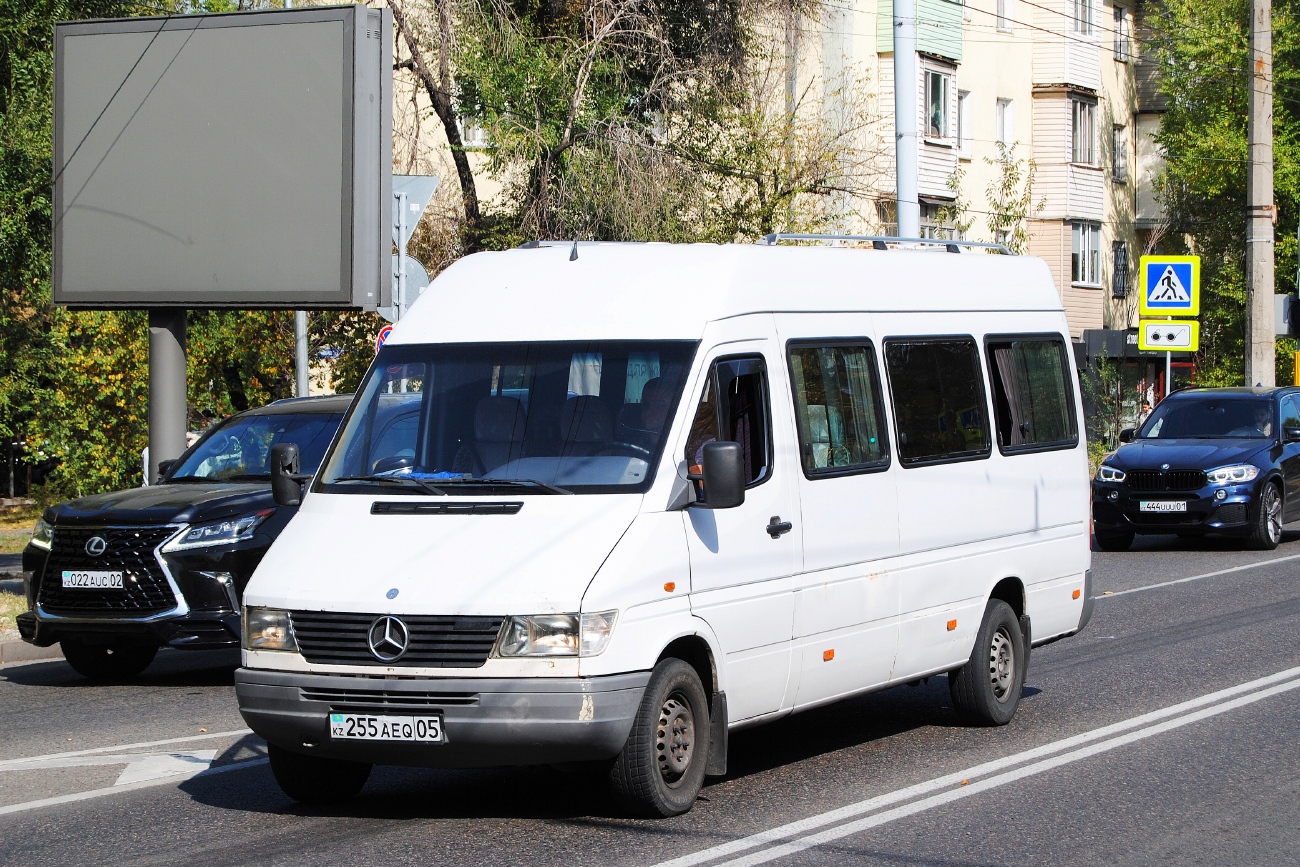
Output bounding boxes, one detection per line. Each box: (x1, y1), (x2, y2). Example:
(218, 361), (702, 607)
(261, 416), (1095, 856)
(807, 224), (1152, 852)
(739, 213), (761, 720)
(1139, 255), (1200, 316)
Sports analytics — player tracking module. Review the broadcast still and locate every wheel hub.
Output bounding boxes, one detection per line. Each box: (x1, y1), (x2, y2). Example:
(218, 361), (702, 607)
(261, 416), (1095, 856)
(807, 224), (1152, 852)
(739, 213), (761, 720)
(988, 627), (1016, 702)
(656, 694), (694, 782)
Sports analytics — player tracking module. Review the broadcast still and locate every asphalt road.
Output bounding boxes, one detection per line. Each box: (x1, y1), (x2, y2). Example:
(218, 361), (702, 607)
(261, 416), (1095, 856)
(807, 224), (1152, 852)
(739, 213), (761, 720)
(2, 532), (1298, 867)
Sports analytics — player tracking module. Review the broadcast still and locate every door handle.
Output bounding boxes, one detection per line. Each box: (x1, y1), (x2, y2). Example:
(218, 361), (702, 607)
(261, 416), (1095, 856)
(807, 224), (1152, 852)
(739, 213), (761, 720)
(767, 516), (793, 539)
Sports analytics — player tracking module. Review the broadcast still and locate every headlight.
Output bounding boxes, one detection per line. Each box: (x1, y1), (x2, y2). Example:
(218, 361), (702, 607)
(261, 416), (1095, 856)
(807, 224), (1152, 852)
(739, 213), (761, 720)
(1206, 464), (1259, 485)
(29, 517), (54, 551)
(243, 606), (298, 652)
(494, 610), (618, 658)
(163, 510), (272, 551)
(1096, 464), (1126, 482)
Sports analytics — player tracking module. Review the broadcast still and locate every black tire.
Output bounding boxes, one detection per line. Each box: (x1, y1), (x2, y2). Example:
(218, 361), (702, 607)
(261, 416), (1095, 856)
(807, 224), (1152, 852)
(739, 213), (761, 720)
(268, 743), (371, 804)
(60, 638), (158, 680)
(608, 658), (711, 818)
(1249, 483), (1283, 550)
(948, 600), (1026, 726)
(1094, 529), (1134, 552)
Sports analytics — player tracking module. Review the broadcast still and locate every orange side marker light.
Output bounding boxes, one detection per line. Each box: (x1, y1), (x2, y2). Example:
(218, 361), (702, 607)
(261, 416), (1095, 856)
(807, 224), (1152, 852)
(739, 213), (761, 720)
(946, 619), (957, 631)
(664, 582), (676, 592)
(823, 649), (835, 662)
(1073, 589), (1081, 600)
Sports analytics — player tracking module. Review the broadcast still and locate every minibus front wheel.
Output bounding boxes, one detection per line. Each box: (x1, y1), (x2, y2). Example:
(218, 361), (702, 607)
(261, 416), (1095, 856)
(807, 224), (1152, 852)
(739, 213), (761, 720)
(608, 658), (711, 817)
(948, 600), (1026, 726)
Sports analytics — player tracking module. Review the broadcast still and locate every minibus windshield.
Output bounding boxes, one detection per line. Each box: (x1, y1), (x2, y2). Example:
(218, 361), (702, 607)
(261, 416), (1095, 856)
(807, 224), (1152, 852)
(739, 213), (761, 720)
(319, 341), (697, 494)
(1140, 397), (1274, 439)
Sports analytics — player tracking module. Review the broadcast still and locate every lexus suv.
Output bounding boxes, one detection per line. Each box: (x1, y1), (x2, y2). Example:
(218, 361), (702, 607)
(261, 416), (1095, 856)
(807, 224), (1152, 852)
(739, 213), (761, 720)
(16, 395), (354, 679)
(1092, 387), (1300, 551)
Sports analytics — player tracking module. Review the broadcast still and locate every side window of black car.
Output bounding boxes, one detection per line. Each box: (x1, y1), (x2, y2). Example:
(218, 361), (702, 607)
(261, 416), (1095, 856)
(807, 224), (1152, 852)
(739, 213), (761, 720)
(1282, 398), (1300, 436)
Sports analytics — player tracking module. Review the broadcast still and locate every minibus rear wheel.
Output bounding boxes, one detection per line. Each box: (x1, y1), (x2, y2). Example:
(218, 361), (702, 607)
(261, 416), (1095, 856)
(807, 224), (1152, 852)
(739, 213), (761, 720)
(609, 658), (711, 818)
(268, 743), (371, 804)
(948, 600), (1026, 726)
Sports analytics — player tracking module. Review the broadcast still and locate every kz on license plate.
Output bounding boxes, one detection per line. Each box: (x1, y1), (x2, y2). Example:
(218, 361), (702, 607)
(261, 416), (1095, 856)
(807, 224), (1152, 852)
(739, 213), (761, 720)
(330, 713), (443, 742)
(1140, 500), (1188, 513)
(61, 570), (124, 589)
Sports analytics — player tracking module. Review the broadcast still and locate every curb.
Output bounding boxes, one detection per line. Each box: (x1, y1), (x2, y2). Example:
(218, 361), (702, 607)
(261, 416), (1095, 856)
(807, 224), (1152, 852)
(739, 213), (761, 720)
(0, 639), (63, 666)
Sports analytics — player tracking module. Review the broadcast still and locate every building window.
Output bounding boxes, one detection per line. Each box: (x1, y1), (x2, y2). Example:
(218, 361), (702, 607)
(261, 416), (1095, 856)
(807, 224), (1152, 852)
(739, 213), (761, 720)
(996, 98), (1014, 146)
(920, 203), (962, 240)
(876, 199), (898, 236)
(1072, 98), (1096, 164)
(1112, 241), (1129, 298)
(885, 338), (991, 465)
(926, 69), (951, 139)
(1072, 0), (1093, 34)
(957, 90), (972, 157)
(1072, 221), (1102, 285)
(997, 0), (1013, 30)
(1113, 6), (1131, 61)
(1113, 125), (1128, 181)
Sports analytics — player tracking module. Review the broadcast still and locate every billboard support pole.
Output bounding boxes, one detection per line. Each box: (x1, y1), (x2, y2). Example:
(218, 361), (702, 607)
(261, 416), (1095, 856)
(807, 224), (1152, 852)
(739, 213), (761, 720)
(148, 309), (187, 484)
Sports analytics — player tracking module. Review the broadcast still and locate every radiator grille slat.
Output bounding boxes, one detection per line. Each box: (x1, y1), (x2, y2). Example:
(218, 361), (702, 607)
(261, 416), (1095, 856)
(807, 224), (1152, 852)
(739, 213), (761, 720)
(38, 526), (178, 615)
(290, 611), (503, 668)
(1128, 469), (1207, 492)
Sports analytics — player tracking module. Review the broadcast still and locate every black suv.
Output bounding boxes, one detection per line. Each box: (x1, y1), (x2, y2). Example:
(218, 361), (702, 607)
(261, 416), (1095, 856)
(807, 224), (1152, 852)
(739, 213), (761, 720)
(1092, 387), (1300, 551)
(17, 395), (350, 679)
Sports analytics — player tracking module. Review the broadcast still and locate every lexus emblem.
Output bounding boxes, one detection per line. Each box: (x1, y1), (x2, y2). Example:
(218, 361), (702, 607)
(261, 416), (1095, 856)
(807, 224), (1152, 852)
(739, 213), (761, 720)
(84, 536), (107, 557)
(367, 615), (410, 662)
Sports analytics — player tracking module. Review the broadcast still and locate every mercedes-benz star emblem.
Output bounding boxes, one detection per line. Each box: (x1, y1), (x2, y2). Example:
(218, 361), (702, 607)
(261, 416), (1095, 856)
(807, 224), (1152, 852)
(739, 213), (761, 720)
(367, 615), (410, 662)
(84, 536), (107, 557)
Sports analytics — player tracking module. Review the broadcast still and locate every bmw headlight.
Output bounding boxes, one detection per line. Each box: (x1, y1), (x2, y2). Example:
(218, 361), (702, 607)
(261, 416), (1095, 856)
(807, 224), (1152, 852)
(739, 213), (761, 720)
(1096, 464), (1126, 482)
(29, 517), (54, 551)
(243, 606), (298, 652)
(1206, 464), (1259, 485)
(494, 611), (618, 658)
(163, 510), (273, 551)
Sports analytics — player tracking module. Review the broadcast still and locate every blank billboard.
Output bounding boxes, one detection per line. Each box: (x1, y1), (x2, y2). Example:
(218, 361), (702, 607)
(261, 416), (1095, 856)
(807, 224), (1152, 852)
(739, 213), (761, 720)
(53, 5), (391, 309)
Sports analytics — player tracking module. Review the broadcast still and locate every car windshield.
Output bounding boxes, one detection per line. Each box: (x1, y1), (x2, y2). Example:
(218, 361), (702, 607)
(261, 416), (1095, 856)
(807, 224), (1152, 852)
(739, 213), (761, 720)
(169, 411), (344, 480)
(319, 341), (696, 494)
(1140, 397), (1274, 440)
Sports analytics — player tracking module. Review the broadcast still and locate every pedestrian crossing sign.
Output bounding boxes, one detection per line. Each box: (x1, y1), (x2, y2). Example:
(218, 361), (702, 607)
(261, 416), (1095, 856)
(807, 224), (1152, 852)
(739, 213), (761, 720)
(1139, 255), (1200, 316)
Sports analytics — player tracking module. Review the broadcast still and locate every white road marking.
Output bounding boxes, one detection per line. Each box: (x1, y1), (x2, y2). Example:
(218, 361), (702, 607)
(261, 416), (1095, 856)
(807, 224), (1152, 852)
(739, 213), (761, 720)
(653, 664), (1300, 867)
(0, 757), (269, 818)
(1100, 551), (1300, 598)
(2, 749), (216, 780)
(114, 751), (217, 786)
(0, 727), (252, 768)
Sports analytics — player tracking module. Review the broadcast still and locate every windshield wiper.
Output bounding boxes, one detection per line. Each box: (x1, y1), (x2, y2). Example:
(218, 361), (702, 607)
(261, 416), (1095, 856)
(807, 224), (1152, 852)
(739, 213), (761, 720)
(431, 477), (573, 495)
(332, 474), (448, 496)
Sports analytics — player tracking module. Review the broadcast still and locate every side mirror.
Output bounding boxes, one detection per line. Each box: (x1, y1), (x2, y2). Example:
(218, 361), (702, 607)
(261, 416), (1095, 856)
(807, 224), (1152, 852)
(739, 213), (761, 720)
(156, 459), (176, 479)
(692, 441), (746, 510)
(270, 443), (306, 507)
(1285, 426), (1300, 443)
(1118, 428), (1136, 443)
(372, 455), (413, 475)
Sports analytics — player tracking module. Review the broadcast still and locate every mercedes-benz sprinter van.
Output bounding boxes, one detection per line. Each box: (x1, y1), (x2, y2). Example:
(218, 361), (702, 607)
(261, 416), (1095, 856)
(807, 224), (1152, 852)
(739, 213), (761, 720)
(235, 239), (1094, 817)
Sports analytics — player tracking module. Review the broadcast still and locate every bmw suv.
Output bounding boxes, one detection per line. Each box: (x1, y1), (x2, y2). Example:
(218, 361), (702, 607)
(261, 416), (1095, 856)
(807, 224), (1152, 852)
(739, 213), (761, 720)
(1092, 387), (1300, 551)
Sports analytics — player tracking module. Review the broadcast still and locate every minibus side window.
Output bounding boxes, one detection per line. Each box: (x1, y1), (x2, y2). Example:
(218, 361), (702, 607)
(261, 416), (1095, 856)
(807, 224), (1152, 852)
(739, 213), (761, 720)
(884, 337), (992, 466)
(986, 336), (1078, 453)
(787, 342), (889, 476)
(686, 357), (772, 486)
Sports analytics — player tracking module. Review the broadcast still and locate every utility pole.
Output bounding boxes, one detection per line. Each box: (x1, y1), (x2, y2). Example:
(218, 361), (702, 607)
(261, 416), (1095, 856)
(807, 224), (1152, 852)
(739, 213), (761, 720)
(1245, 0), (1275, 386)
(286, 0), (310, 399)
(893, 0), (919, 239)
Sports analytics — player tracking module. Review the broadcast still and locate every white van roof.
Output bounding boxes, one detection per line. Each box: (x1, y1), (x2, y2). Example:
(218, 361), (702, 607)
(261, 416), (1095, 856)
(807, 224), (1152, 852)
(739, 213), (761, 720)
(390, 242), (1064, 344)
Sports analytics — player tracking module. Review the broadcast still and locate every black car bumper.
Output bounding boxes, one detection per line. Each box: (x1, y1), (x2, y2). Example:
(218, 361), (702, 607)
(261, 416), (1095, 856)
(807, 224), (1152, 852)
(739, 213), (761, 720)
(17, 607), (241, 649)
(235, 667), (650, 768)
(1092, 480), (1258, 535)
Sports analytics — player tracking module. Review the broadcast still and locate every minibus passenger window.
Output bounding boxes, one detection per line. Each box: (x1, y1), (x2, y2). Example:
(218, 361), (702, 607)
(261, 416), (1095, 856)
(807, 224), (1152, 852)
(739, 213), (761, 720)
(884, 338), (991, 465)
(788, 344), (888, 474)
(986, 337), (1077, 451)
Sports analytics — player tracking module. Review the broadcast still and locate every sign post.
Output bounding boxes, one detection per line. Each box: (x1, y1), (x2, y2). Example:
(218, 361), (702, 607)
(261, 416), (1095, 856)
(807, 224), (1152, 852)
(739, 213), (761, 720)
(1139, 255), (1201, 398)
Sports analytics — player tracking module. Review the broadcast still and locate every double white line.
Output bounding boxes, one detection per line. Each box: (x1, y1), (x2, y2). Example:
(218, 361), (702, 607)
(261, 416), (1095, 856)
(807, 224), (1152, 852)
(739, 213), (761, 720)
(653, 665), (1300, 867)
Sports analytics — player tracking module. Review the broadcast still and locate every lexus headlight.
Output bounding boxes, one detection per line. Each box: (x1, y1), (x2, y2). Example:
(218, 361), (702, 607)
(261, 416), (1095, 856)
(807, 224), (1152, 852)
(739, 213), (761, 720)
(494, 611), (618, 658)
(29, 517), (54, 551)
(243, 606), (298, 652)
(1207, 464), (1259, 485)
(1096, 464), (1126, 482)
(163, 510), (272, 551)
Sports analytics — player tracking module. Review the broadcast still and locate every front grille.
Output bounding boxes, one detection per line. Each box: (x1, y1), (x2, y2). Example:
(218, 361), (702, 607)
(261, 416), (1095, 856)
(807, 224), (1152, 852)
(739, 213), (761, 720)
(38, 526), (178, 615)
(291, 611), (504, 668)
(1215, 503), (1248, 524)
(1127, 469), (1207, 492)
(300, 685), (480, 712)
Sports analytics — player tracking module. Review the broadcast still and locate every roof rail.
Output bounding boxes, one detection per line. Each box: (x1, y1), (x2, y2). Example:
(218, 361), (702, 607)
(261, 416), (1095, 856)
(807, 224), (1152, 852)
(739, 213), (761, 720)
(758, 233), (1013, 254)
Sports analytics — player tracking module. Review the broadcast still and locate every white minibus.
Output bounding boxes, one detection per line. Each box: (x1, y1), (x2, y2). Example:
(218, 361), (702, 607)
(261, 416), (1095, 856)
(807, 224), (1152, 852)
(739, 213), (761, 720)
(236, 238), (1094, 817)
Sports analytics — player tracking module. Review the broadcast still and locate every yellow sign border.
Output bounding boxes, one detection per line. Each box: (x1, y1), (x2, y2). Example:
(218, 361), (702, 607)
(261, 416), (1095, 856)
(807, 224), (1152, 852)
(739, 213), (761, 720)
(1139, 255), (1200, 317)
(1137, 319), (1200, 352)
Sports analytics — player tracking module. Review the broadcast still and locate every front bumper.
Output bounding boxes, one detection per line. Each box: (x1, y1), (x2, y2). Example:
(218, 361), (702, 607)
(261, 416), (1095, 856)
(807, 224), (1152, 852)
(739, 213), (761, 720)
(1092, 481), (1257, 535)
(235, 667), (651, 768)
(18, 607), (240, 649)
